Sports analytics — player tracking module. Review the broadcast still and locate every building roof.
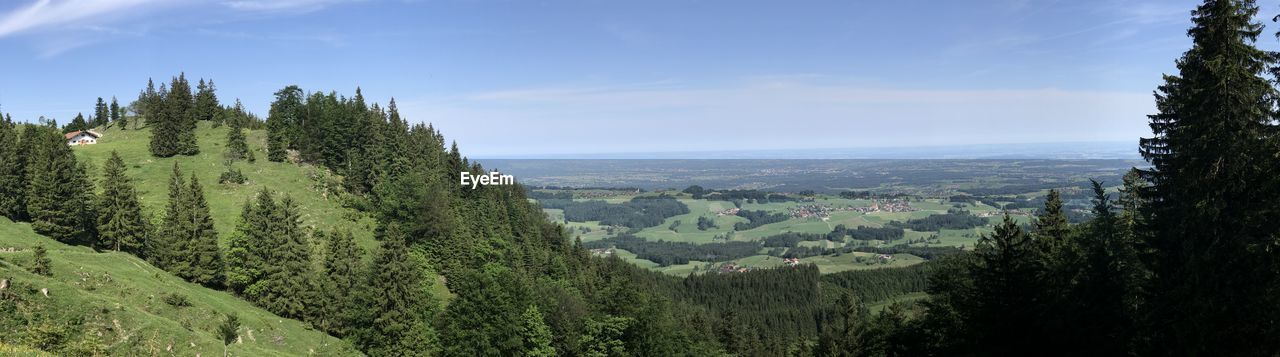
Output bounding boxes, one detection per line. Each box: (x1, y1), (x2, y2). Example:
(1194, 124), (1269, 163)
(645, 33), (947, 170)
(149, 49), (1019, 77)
(64, 130), (101, 140)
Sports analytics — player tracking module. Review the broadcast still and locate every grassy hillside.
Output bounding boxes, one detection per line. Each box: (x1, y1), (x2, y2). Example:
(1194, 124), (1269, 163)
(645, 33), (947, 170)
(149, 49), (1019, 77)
(73, 121), (380, 253)
(0, 121), (463, 355)
(0, 217), (359, 355)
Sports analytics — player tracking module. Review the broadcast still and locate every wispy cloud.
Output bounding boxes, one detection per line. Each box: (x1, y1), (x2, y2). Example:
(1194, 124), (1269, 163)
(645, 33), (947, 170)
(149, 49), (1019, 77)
(221, 0), (359, 13)
(0, 0), (157, 38)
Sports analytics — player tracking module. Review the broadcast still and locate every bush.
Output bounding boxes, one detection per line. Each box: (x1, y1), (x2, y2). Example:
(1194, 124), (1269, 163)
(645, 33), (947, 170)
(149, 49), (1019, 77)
(163, 292), (191, 307)
(218, 167), (247, 185)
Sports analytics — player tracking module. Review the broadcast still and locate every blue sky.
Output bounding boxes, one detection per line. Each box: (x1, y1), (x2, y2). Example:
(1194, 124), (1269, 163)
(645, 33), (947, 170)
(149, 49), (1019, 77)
(0, 0), (1241, 156)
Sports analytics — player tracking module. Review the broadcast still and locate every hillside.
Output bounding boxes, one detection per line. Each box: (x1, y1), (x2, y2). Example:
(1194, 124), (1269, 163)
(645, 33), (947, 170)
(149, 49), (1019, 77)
(0, 121), (458, 355)
(0, 217), (359, 355)
(72, 121), (380, 253)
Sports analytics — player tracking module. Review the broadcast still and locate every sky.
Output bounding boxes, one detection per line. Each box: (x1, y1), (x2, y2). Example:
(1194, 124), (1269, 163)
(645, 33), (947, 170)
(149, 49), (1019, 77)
(0, 0), (1248, 157)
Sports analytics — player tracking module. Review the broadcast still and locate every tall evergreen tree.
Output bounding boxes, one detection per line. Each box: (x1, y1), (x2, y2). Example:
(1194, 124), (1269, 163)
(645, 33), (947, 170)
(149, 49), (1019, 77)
(178, 174), (223, 286)
(224, 118), (249, 161)
(520, 305), (556, 357)
(226, 189), (275, 296)
(258, 194), (314, 319)
(352, 223), (437, 356)
(65, 113), (88, 134)
(319, 229), (364, 337)
(1136, 0), (1280, 353)
(194, 78), (220, 122)
(150, 163), (187, 270)
(109, 97), (120, 127)
(967, 215), (1047, 355)
(0, 117), (26, 220)
(266, 86), (303, 162)
(93, 97), (108, 127)
(95, 151), (147, 254)
(26, 127), (91, 244)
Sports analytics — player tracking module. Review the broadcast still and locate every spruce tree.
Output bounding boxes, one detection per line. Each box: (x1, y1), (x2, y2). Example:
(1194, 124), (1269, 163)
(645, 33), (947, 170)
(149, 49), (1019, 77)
(31, 244), (51, 276)
(109, 97), (120, 127)
(1137, 0), (1280, 353)
(194, 79), (220, 122)
(179, 174), (223, 286)
(94, 97), (108, 127)
(171, 74), (199, 155)
(519, 305), (555, 357)
(65, 113), (88, 134)
(353, 223), (437, 356)
(0, 117), (25, 220)
(320, 229), (364, 336)
(26, 127), (91, 243)
(258, 194), (314, 319)
(266, 86), (303, 162)
(968, 215), (1047, 354)
(95, 151), (147, 253)
(226, 189), (275, 296)
(224, 119), (249, 161)
(150, 163), (186, 270)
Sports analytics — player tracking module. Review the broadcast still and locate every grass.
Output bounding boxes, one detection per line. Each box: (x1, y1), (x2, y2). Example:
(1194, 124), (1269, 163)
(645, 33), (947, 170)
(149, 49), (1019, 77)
(74, 122), (381, 254)
(0, 217), (359, 356)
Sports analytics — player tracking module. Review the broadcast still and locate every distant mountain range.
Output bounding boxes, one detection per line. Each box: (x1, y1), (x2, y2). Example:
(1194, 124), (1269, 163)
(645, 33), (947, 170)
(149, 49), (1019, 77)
(478, 141), (1141, 160)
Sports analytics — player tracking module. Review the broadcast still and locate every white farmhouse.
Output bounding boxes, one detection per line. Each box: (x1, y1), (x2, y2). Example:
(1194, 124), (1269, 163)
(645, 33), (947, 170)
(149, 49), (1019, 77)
(65, 130), (102, 146)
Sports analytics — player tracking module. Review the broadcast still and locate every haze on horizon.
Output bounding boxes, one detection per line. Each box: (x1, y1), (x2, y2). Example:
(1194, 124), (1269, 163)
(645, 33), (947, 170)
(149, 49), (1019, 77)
(0, 0), (1235, 157)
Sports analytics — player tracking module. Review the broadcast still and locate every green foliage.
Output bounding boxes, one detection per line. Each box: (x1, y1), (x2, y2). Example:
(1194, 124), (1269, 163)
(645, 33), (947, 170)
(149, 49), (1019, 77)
(95, 151), (148, 254)
(0, 117), (26, 220)
(152, 164), (223, 286)
(93, 97), (108, 128)
(520, 305), (556, 357)
(258, 194), (315, 319)
(217, 165), (246, 185)
(579, 316), (632, 357)
(149, 74), (199, 157)
(25, 127), (92, 244)
(1137, 0), (1280, 353)
(163, 292), (192, 307)
(352, 223), (437, 356)
(224, 119), (250, 162)
(31, 244), (51, 276)
(317, 229), (364, 336)
(217, 313), (239, 355)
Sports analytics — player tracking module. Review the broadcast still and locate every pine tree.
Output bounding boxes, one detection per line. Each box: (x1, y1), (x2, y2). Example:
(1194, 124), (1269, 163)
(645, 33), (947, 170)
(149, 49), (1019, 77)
(320, 229), (364, 336)
(172, 74), (199, 155)
(519, 305), (555, 357)
(217, 313), (240, 357)
(258, 194), (314, 319)
(150, 163), (187, 270)
(93, 97), (108, 127)
(968, 215), (1046, 354)
(194, 78), (220, 122)
(109, 97), (120, 127)
(95, 152), (148, 254)
(353, 223), (437, 356)
(226, 189), (275, 296)
(65, 113), (88, 134)
(1136, 0), (1280, 353)
(26, 127), (91, 244)
(179, 174), (223, 286)
(224, 119), (249, 161)
(0, 117), (26, 220)
(31, 244), (51, 276)
(266, 86), (303, 162)
(1116, 168), (1147, 234)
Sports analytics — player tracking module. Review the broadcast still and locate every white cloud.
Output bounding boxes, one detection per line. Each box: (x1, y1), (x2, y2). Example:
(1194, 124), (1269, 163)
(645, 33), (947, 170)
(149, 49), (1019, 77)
(0, 0), (156, 38)
(221, 0), (357, 12)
